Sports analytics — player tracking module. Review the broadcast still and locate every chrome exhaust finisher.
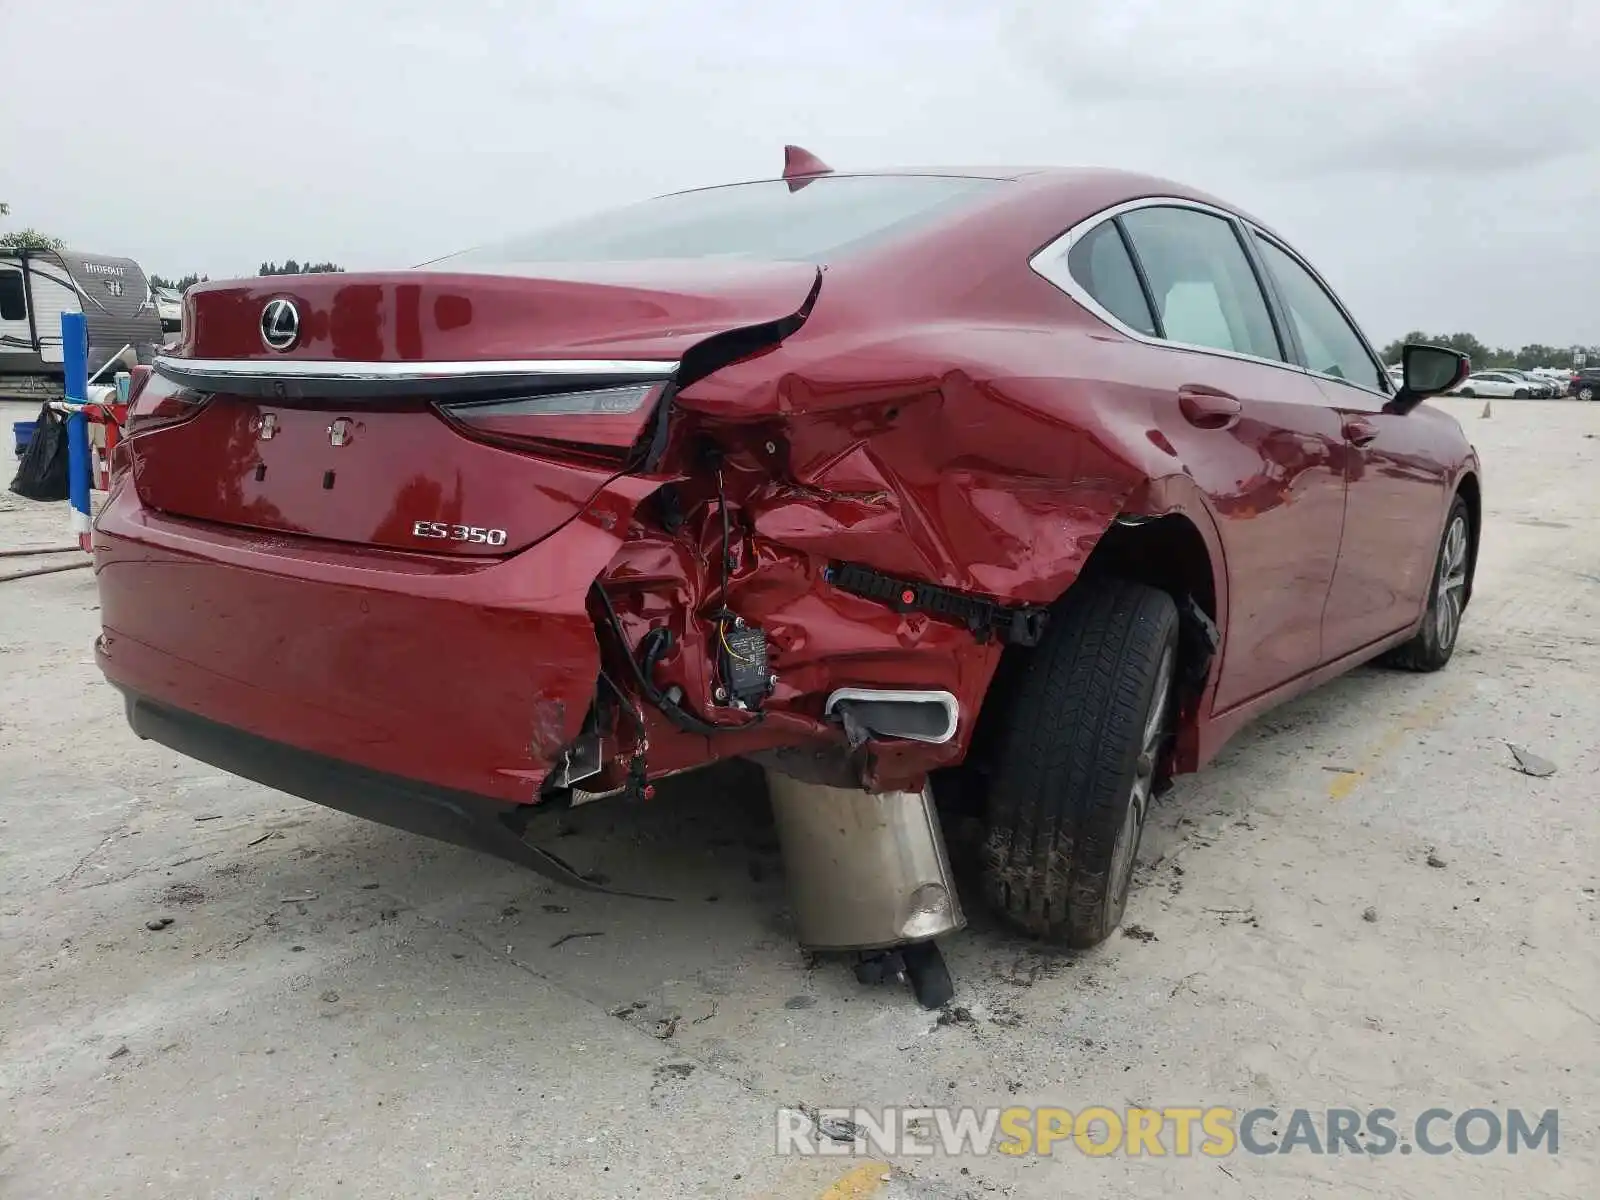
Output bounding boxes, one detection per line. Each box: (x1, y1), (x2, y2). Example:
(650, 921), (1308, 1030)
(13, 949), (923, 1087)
(823, 688), (959, 744)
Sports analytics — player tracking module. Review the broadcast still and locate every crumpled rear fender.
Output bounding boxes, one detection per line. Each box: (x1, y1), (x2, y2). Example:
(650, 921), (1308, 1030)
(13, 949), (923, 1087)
(680, 348), (1212, 604)
(595, 334), (1224, 791)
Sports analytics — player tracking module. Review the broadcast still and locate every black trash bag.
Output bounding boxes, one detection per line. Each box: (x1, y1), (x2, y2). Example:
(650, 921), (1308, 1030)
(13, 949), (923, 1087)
(9, 404), (71, 502)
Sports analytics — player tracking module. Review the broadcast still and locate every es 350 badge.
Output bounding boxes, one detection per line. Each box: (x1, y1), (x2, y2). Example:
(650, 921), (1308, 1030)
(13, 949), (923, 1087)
(412, 521), (509, 547)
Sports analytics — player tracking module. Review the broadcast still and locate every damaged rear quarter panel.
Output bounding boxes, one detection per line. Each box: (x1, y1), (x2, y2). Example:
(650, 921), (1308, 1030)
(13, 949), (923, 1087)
(641, 312), (1214, 788)
(677, 317), (1199, 598)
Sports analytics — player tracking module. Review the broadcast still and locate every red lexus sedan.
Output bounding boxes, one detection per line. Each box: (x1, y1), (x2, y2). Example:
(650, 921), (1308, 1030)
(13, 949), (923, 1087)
(94, 149), (1478, 985)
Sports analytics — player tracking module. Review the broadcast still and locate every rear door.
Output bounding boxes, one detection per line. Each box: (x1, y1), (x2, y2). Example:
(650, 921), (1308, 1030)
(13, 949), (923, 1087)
(1247, 230), (1449, 657)
(1107, 203), (1349, 711)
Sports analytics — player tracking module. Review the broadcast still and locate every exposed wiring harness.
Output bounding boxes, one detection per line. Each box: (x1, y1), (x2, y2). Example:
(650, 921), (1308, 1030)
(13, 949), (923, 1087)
(596, 664), (647, 739)
(712, 464), (758, 672)
(590, 582), (762, 736)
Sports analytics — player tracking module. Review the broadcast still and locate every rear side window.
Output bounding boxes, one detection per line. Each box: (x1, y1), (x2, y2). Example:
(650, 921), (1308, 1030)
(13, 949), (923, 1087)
(440, 175), (1001, 266)
(1254, 238), (1385, 392)
(1067, 221), (1157, 336)
(1119, 206), (1282, 362)
(0, 269), (25, 321)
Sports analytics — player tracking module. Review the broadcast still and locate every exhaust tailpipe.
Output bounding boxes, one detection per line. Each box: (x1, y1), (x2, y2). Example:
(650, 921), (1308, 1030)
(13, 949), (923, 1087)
(823, 688), (959, 745)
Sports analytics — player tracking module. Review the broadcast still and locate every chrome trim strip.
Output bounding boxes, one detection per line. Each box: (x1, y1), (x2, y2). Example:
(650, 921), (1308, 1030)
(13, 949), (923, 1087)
(154, 356), (678, 382)
(151, 355), (678, 401)
(823, 688), (960, 745)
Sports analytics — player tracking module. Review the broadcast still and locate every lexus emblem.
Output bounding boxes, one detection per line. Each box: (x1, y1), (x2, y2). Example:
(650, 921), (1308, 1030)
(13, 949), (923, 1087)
(328, 418), (353, 447)
(260, 298), (300, 352)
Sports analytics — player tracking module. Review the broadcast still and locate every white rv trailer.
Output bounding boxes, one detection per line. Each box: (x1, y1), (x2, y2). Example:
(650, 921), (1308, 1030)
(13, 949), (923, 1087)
(0, 248), (165, 402)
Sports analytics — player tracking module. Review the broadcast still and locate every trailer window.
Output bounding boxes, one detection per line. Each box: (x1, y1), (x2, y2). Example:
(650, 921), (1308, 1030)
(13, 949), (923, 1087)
(0, 269), (25, 321)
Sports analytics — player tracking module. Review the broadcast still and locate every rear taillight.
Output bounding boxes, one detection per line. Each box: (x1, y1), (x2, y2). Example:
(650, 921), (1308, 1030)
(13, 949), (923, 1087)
(126, 364), (152, 405)
(125, 367), (209, 436)
(109, 439), (133, 483)
(435, 383), (662, 451)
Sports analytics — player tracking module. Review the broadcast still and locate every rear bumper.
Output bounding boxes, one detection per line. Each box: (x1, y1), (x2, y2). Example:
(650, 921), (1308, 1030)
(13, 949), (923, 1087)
(118, 690), (621, 888)
(92, 482), (638, 804)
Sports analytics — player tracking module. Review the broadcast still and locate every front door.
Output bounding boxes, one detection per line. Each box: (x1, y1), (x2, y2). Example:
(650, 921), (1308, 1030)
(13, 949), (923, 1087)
(1248, 234), (1448, 657)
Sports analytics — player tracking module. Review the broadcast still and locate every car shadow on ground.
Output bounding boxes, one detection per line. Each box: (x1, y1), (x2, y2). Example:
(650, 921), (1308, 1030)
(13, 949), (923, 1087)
(153, 657), (1432, 1031)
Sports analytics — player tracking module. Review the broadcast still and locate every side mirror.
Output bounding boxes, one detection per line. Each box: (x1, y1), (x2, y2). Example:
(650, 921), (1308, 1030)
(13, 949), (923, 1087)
(1386, 344), (1470, 415)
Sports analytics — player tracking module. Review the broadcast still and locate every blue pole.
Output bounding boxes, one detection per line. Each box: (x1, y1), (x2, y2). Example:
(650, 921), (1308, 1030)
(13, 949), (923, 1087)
(61, 311), (88, 400)
(61, 313), (92, 539)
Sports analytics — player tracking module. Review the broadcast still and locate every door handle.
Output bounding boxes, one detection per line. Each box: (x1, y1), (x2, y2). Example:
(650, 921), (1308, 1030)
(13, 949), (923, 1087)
(1343, 418), (1379, 446)
(1178, 388), (1242, 430)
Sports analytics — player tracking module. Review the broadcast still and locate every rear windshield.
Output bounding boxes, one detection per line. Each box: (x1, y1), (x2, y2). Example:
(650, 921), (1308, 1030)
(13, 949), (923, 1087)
(439, 175), (1000, 266)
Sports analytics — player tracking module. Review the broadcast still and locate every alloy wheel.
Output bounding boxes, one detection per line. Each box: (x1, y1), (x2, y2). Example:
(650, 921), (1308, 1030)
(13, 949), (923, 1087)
(1435, 514), (1469, 651)
(1107, 644), (1175, 906)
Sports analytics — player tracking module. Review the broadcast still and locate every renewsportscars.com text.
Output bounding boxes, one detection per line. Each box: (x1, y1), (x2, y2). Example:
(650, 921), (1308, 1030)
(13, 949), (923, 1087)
(776, 1106), (1559, 1158)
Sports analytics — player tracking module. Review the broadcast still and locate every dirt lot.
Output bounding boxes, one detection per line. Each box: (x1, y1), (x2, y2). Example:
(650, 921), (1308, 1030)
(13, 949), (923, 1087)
(1, 396), (1596, 1199)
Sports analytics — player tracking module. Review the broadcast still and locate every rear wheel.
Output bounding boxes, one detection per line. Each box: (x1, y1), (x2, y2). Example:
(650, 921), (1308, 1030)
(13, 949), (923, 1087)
(1380, 496), (1470, 672)
(1579, 386), (1595, 402)
(1514, 388), (1529, 399)
(981, 578), (1178, 948)
(1459, 387), (1476, 397)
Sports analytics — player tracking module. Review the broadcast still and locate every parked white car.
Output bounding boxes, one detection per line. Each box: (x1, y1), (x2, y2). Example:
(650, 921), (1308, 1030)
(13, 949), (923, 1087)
(151, 286), (183, 333)
(1497, 369), (1554, 397)
(1452, 371), (1534, 398)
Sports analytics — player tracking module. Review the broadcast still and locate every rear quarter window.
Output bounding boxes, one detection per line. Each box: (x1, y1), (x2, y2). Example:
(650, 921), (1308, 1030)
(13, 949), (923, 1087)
(1066, 221), (1157, 336)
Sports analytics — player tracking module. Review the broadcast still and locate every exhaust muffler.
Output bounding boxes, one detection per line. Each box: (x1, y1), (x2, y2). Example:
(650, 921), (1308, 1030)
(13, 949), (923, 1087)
(766, 773), (963, 950)
(763, 760), (963, 1008)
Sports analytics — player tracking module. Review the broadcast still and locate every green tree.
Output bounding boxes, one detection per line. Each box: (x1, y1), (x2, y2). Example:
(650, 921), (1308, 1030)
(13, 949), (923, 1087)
(1381, 332), (1499, 369)
(1, 202), (67, 250)
(150, 272), (208, 292)
(1435, 332), (1492, 366)
(1382, 333), (1588, 371)
(258, 260), (343, 276)
(1379, 331), (1432, 363)
(1514, 344), (1565, 370)
(0, 228), (66, 251)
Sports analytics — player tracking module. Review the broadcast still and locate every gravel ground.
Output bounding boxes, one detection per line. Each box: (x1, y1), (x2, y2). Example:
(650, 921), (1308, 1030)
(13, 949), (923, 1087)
(1, 396), (1596, 1199)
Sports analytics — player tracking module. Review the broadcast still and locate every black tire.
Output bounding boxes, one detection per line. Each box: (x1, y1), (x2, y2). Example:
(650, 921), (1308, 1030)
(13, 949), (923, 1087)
(1380, 495), (1471, 672)
(981, 578), (1178, 948)
(1514, 388), (1529, 399)
(1459, 387), (1475, 397)
(902, 941), (954, 1010)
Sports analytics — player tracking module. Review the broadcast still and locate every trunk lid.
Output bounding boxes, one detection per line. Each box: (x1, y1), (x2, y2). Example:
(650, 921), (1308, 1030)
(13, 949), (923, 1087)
(129, 261), (819, 555)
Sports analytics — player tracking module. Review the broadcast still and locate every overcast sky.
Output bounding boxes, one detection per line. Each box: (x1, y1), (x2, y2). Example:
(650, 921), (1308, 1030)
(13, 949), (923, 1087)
(3, 0), (1594, 348)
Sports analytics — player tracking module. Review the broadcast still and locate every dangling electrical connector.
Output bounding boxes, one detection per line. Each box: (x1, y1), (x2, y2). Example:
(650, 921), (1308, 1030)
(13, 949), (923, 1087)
(715, 613), (773, 709)
(702, 438), (775, 711)
(625, 750), (654, 802)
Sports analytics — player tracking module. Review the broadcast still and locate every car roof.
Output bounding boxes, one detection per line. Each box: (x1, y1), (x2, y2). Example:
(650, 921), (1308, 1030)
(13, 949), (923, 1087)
(666, 166), (1281, 238)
